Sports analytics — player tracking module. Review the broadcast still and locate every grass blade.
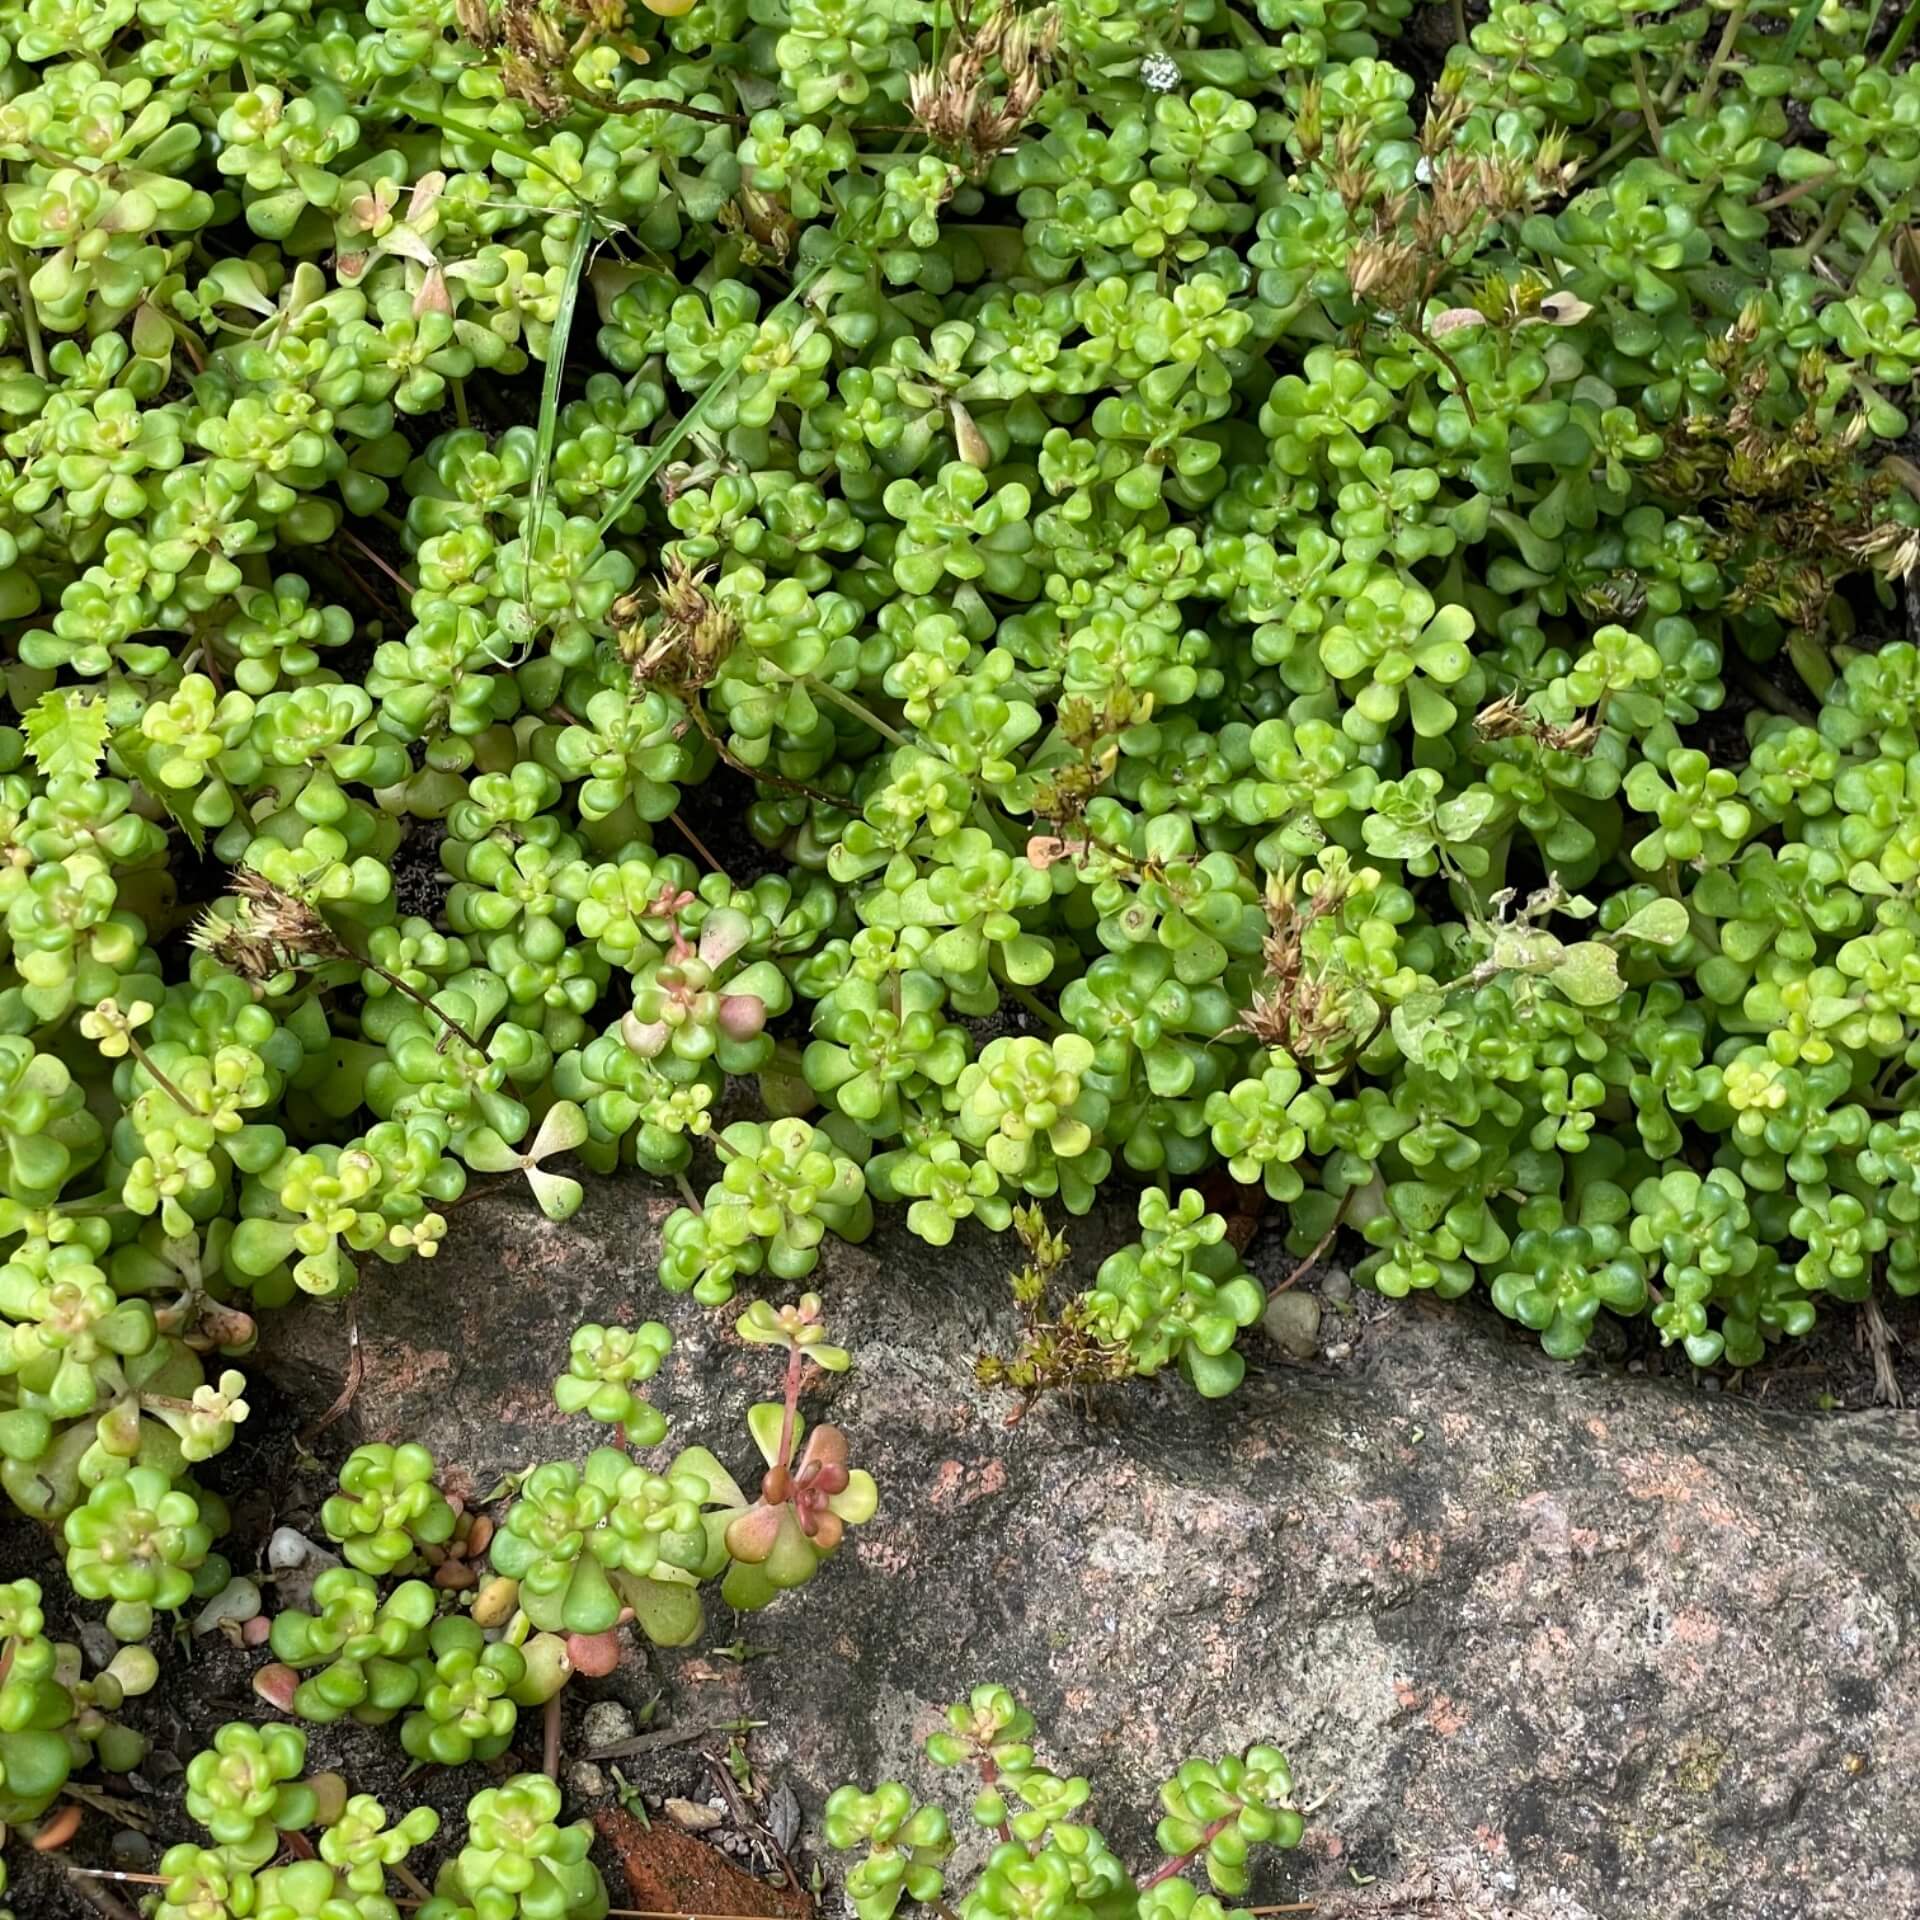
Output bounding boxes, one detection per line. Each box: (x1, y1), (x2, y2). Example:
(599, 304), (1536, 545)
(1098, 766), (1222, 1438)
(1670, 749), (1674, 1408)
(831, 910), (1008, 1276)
(523, 215), (595, 605)
(593, 258), (827, 542)
(402, 105), (590, 209)
(1780, 0), (1828, 62)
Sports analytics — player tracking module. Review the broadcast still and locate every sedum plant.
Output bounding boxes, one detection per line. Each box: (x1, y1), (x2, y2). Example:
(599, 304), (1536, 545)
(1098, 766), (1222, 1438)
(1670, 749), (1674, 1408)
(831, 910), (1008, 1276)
(827, 1684), (1304, 1920)
(245, 1301), (874, 1773)
(142, 1742), (604, 1920)
(7, 0), (1920, 1826)
(320, 1441), (459, 1576)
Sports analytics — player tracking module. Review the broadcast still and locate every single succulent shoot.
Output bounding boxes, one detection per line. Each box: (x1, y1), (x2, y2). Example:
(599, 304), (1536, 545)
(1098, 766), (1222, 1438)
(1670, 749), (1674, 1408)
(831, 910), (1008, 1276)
(652, 1296), (880, 1610)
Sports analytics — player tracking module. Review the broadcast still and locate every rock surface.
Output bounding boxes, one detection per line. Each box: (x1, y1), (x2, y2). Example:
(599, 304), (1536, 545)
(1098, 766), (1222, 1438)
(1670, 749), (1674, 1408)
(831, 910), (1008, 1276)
(241, 1175), (1920, 1920)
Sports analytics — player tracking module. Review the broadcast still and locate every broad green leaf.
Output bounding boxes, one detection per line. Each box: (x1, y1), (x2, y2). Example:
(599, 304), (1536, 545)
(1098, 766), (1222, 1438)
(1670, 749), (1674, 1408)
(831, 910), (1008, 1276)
(1548, 941), (1627, 1006)
(1616, 898), (1690, 947)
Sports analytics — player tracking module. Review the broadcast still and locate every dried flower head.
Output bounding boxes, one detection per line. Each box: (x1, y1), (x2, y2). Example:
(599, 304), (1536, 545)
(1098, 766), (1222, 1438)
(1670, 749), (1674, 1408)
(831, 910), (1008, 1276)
(909, 5), (1060, 176)
(1232, 874), (1361, 1063)
(1848, 518), (1920, 580)
(191, 871), (351, 982)
(618, 554), (739, 689)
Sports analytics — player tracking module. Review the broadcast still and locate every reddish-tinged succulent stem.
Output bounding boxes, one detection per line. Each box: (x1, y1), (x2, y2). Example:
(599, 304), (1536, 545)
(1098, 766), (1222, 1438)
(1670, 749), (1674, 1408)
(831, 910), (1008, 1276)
(980, 1754), (1013, 1846)
(764, 1343), (806, 1502)
(1136, 1812), (1238, 1891)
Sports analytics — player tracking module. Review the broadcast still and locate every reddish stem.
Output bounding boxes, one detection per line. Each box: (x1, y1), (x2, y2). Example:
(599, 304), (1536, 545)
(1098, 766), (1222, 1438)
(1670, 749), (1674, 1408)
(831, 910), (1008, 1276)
(1136, 1813), (1238, 1891)
(980, 1754), (1013, 1847)
(775, 1344), (803, 1478)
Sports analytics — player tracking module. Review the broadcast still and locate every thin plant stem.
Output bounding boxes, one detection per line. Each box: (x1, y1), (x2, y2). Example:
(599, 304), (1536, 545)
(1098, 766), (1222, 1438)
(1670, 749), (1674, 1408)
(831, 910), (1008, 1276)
(0, 215), (46, 381)
(668, 808), (730, 879)
(774, 1341), (804, 1480)
(1849, 189), (1912, 291)
(593, 257), (829, 540)
(392, 1863), (435, 1903)
(1699, 0), (1750, 113)
(1756, 172), (1833, 212)
(1401, 314), (1478, 425)
(544, 1692), (564, 1780)
(1571, 118), (1650, 188)
(1270, 1193), (1352, 1298)
(59, 1868), (142, 1920)
(686, 696), (844, 810)
(525, 216), (594, 616)
(1630, 51), (1663, 144)
(1881, 0), (1920, 66)
(978, 1752), (1014, 1845)
(122, 1036), (193, 1115)
(672, 1169), (703, 1213)
(365, 960), (484, 1054)
(341, 525), (415, 603)
(452, 376), (471, 430)
(803, 673), (915, 749)
(1802, 183), (1859, 260)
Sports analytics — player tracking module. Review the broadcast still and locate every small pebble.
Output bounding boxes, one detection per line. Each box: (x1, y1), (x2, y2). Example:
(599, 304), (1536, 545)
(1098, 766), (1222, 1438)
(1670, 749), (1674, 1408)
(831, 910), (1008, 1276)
(194, 1577), (261, 1636)
(568, 1762), (608, 1801)
(1324, 1341), (1353, 1364)
(1320, 1270), (1353, 1306)
(1263, 1291), (1321, 1360)
(79, 1622), (117, 1669)
(582, 1701), (635, 1750)
(267, 1527), (321, 1570)
(111, 1830), (154, 1868)
(266, 1527), (341, 1612)
(666, 1796), (724, 1832)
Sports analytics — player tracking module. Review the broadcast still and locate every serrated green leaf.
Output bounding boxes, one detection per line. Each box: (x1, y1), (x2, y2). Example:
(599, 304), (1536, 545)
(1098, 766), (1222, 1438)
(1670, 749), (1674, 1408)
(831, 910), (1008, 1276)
(24, 688), (111, 779)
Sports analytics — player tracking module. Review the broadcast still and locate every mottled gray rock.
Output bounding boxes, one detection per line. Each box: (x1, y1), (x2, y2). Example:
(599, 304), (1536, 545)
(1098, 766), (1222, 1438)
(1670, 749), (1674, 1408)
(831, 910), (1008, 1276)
(258, 1175), (1920, 1920)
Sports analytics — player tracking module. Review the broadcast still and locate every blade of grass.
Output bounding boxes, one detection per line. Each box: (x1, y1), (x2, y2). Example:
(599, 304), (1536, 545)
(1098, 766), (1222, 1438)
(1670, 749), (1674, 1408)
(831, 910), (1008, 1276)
(1779, 0), (1827, 61)
(403, 105), (598, 214)
(1883, 0), (1920, 65)
(593, 257), (828, 542)
(523, 216), (595, 610)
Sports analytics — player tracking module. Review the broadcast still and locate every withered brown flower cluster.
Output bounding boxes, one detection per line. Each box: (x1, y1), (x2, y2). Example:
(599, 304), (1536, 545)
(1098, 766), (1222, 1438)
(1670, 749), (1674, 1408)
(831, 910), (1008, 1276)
(615, 553), (741, 692)
(190, 869), (351, 983)
(909, 5), (1062, 179)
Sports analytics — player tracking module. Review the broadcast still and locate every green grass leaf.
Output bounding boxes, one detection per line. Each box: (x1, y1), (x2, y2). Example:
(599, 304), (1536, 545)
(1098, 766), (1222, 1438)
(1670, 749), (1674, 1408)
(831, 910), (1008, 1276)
(523, 215), (595, 612)
(593, 257), (830, 542)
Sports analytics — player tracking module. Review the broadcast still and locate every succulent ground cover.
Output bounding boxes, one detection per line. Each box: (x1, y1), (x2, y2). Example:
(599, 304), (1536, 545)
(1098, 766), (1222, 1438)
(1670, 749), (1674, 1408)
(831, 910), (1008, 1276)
(5, 0), (1920, 1904)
